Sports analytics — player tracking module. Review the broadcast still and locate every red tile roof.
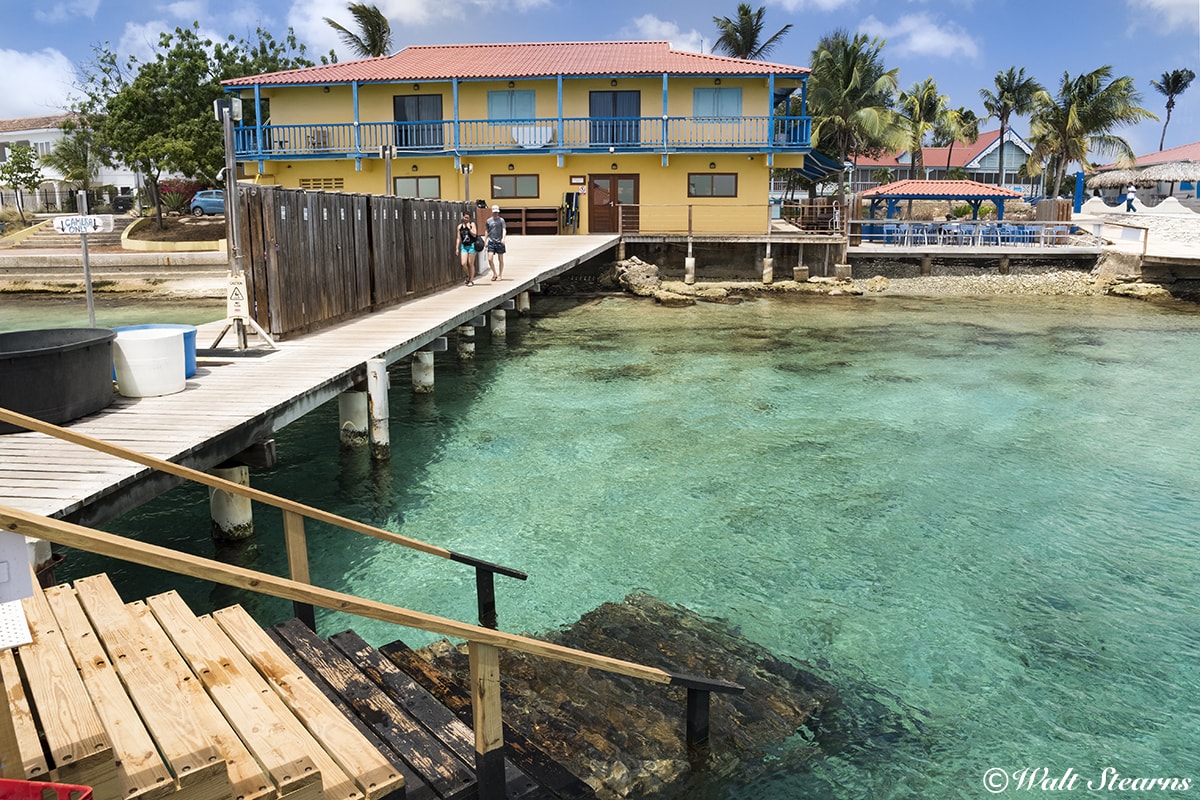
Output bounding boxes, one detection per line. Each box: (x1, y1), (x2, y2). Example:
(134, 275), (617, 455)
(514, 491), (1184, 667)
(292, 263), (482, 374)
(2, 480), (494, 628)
(853, 130), (1002, 170)
(860, 179), (1023, 198)
(0, 113), (74, 134)
(224, 41), (809, 87)
(1096, 140), (1200, 170)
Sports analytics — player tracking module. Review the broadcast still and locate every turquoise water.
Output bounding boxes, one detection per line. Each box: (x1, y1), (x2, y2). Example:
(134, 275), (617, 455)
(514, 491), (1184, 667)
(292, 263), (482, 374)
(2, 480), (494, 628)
(0, 293), (224, 332)
(58, 293), (1200, 797)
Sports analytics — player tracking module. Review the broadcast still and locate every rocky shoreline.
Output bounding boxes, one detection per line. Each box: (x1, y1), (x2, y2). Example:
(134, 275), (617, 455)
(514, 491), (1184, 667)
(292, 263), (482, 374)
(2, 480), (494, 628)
(599, 255), (1175, 305)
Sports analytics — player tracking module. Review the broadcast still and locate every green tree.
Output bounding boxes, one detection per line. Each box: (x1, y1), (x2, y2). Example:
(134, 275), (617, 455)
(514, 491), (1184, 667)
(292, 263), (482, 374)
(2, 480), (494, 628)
(870, 167), (895, 186)
(711, 3), (792, 60)
(806, 29), (906, 202)
(933, 106), (980, 176)
(979, 67), (1045, 187)
(1150, 68), (1195, 150)
(898, 78), (947, 180)
(0, 145), (45, 223)
(325, 3), (393, 59)
(80, 23), (319, 226)
(1027, 66), (1157, 196)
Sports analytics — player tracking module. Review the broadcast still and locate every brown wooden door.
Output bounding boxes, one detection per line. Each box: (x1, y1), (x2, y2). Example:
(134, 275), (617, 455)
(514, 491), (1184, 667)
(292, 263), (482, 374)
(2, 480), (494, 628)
(588, 174), (639, 233)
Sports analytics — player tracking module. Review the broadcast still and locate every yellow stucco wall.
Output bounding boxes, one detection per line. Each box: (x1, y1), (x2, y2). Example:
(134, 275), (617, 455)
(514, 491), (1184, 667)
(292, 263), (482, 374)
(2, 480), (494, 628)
(241, 76), (810, 234)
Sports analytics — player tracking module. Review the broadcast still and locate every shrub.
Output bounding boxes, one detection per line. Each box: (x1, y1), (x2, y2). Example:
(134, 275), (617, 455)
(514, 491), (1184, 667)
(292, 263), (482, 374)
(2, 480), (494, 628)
(161, 190), (188, 215)
(158, 178), (209, 207)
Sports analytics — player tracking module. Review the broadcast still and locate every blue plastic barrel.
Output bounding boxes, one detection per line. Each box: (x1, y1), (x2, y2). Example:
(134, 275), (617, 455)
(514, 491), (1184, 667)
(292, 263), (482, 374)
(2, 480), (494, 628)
(113, 324), (197, 378)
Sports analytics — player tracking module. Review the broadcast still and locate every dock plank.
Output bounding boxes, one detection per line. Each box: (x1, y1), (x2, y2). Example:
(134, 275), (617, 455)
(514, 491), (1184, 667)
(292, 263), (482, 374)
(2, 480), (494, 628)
(42, 585), (176, 800)
(70, 574), (242, 800)
(379, 639), (596, 800)
(0, 647), (50, 780)
(17, 576), (117, 796)
(271, 619), (476, 800)
(212, 605), (407, 800)
(146, 591), (323, 800)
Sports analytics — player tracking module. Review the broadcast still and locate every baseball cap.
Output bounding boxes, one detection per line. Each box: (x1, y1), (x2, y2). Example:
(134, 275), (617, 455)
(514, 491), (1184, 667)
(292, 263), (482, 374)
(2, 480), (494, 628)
(491, 205), (500, 212)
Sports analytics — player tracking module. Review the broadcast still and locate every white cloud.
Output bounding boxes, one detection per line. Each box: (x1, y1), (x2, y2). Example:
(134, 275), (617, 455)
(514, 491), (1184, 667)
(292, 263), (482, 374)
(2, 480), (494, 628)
(0, 48), (78, 119)
(859, 13), (980, 60)
(628, 14), (705, 53)
(34, 0), (100, 24)
(1131, 0), (1199, 31)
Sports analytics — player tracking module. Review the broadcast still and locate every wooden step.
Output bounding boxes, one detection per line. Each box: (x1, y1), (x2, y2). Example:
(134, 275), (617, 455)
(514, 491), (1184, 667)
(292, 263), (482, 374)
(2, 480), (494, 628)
(327, 630), (554, 800)
(378, 640), (595, 800)
(5, 574), (406, 800)
(270, 619), (475, 800)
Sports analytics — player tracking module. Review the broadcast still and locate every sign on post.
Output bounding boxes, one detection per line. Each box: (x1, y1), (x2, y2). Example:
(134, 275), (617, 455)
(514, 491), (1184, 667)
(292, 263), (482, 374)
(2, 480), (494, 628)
(227, 273), (248, 319)
(52, 215), (115, 234)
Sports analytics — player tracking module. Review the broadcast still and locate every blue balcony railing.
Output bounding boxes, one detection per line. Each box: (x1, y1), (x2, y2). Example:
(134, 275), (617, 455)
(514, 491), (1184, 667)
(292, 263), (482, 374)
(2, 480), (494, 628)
(234, 115), (811, 159)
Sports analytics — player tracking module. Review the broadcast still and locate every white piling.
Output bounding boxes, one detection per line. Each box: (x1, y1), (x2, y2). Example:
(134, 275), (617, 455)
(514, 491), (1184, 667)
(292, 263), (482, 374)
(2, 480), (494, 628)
(411, 350), (435, 394)
(517, 291), (531, 315)
(210, 465), (253, 541)
(367, 358), (390, 460)
(490, 309), (507, 337)
(762, 257), (775, 284)
(684, 257), (696, 285)
(457, 325), (476, 360)
(338, 390), (369, 448)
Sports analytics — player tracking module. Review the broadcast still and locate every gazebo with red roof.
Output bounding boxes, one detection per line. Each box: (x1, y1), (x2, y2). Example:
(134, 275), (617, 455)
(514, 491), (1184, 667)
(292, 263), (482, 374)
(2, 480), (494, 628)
(859, 179), (1024, 220)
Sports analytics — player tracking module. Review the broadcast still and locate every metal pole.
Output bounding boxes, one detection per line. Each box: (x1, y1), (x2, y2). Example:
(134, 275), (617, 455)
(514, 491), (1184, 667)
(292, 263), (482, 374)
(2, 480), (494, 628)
(222, 105), (247, 348)
(78, 190), (96, 328)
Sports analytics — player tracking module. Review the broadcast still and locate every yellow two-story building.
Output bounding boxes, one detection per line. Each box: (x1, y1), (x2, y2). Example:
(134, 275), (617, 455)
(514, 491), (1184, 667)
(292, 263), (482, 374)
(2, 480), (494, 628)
(223, 40), (815, 235)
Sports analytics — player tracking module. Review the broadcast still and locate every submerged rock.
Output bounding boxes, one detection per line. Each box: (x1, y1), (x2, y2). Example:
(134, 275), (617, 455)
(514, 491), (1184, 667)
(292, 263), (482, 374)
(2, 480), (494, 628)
(420, 593), (836, 799)
(1107, 282), (1173, 301)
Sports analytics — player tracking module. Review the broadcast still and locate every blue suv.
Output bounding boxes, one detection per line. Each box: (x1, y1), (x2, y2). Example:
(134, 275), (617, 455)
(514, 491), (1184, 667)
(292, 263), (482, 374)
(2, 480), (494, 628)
(189, 190), (225, 216)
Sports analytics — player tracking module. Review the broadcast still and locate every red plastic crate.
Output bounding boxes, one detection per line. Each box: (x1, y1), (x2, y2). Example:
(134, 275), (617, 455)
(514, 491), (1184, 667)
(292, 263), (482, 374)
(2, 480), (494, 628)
(0, 780), (93, 800)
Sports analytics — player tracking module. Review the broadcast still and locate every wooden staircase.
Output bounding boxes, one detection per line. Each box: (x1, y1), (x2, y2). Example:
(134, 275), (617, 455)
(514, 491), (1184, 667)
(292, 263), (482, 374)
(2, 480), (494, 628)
(3, 574), (593, 800)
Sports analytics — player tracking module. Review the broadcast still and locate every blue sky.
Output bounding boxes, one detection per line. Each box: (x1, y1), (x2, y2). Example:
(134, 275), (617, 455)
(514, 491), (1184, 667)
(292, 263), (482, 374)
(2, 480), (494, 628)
(2, 0), (1197, 160)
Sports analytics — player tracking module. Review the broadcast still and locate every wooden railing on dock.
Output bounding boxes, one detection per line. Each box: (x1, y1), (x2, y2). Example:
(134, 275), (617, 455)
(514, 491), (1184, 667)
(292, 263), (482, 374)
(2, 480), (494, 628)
(235, 186), (470, 340)
(0, 407), (744, 799)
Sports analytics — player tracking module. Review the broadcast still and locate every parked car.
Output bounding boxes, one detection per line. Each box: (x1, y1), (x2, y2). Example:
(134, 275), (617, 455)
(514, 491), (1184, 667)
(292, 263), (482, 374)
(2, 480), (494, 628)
(111, 195), (134, 213)
(189, 190), (225, 216)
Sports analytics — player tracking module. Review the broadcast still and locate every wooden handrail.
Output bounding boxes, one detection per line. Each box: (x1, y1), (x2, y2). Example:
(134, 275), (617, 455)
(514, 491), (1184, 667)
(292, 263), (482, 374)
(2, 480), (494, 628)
(0, 406), (525, 627)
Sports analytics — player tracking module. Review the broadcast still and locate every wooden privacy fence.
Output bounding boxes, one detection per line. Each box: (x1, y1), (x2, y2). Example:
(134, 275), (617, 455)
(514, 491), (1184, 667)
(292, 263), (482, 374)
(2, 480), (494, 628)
(235, 185), (468, 339)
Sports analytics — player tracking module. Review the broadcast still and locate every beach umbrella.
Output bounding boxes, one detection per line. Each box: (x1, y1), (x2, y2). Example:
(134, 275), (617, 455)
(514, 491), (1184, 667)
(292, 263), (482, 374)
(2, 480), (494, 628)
(1085, 169), (1144, 189)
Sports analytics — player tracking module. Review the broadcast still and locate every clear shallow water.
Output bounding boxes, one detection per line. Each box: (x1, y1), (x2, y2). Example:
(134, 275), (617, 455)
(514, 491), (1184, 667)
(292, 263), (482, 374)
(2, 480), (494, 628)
(0, 293), (224, 332)
(58, 293), (1200, 798)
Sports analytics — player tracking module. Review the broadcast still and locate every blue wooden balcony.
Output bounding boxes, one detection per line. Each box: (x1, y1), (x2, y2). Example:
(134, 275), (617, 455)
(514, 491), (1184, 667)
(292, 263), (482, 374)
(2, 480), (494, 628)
(234, 115), (812, 160)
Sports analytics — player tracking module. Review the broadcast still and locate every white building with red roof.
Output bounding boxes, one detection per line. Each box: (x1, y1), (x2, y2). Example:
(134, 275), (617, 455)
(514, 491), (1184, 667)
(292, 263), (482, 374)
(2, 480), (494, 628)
(222, 41), (822, 234)
(847, 129), (1042, 197)
(0, 114), (140, 212)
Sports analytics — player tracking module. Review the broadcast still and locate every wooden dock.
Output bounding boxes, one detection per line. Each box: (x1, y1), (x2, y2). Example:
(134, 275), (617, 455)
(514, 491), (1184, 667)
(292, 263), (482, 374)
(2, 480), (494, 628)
(0, 234), (617, 527)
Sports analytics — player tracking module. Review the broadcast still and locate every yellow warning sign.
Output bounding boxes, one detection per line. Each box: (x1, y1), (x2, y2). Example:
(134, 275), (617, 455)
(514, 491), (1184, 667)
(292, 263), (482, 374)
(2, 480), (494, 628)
(227, 274), (248, 318)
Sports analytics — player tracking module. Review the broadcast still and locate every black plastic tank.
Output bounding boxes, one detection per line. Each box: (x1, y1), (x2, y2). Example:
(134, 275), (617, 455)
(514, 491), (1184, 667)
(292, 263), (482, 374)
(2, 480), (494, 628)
(0, 328), (116, 434)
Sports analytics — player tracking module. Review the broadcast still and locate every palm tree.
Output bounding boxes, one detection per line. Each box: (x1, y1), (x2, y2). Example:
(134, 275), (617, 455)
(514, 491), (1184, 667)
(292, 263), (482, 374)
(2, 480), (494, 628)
(1151, 68), (1195, 150)
(870, 167), (895, 186)
(1027, 66), (1157, 197)
(979, 67), (1045, 188)
(40, 121), (107, 199)
(807, 29), (906, 202)
(898, 78), (947, 181)
(934, 106), (980, 176)
(324, 3), (392, 59)
(711, 3), (792, 60)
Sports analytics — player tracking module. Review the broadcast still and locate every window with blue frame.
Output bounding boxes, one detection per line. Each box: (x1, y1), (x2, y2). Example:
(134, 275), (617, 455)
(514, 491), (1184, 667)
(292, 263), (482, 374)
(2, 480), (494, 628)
(693, 87), (742, 117)
(488, 90), (536, 121)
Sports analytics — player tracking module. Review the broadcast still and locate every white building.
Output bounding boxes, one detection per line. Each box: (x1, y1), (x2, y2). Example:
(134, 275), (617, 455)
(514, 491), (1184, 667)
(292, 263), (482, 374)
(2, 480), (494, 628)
(0, 114), (140, 212)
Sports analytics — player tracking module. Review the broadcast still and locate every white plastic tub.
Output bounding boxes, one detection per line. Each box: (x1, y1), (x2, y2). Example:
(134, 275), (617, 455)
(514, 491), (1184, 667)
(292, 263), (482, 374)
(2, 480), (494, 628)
(113, 328), (185, 397)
